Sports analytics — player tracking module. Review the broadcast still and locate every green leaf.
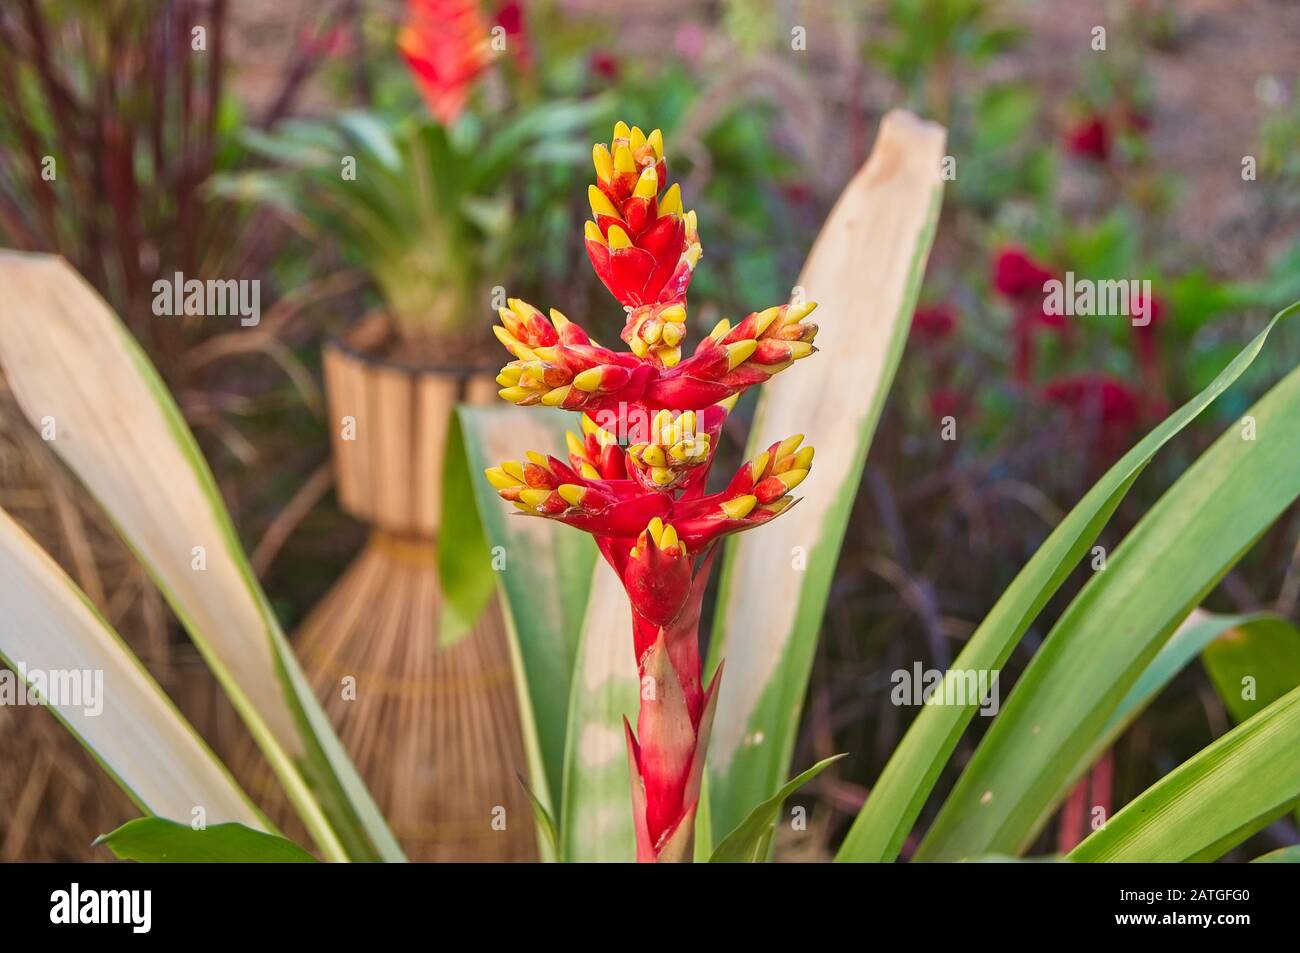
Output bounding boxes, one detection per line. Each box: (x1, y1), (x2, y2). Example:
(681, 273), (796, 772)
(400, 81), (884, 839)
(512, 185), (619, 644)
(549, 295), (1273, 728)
(0, 506), (264, 829)
(1070, 686), (1300, 862)
(917, 358), (1300, 860)
(710, 754), (846, 862)
(838, 303), (1297, 863)
(517, 774), (560, 859)
(704, 111), (947, 854)
(1088, 611), (1279, 766)
(437, 411), (497, 648)
(96, 818), (316, 863)
(0, 252), (402, 863)
(1202, 616), (1300, 724)
(457, 404), (597, 852)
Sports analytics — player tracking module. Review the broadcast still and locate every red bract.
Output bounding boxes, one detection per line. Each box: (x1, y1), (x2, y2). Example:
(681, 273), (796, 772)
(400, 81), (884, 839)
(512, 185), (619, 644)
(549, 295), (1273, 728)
(484, 121), (820, 861)
(1044, 373), (1142, 464)
(398, 0), (491, 126)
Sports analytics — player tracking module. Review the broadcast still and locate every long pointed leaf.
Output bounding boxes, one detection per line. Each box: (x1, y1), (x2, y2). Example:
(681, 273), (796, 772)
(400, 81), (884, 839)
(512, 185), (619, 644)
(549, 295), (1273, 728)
(96, 818), (315, 863)
(0, 252), (400, 862)
(838, 304), (1297, 862)
(457, 404), (597, 844)
(1070, 685), (1300, 862)
(917, 359), (1300, 859)
(559, 566), (640, 861)
(0, 506), (264, 830)
(703, 110), (947, 848)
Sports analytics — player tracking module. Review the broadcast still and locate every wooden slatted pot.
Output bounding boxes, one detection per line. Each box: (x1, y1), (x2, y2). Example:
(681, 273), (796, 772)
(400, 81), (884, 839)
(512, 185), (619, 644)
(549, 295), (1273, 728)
(250, 312), (535, 861)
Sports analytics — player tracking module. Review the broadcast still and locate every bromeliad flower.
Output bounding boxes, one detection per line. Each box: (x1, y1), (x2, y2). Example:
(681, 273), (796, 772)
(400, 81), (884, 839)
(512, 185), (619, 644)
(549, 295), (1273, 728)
(484, 121), (819, 862)
(398, 0), (492, 126)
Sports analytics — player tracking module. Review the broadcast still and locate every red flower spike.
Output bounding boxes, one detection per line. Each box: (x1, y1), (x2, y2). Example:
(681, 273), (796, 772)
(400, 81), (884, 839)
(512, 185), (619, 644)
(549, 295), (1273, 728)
(398, 0), (491, 126)
(484, 119), (821, 861)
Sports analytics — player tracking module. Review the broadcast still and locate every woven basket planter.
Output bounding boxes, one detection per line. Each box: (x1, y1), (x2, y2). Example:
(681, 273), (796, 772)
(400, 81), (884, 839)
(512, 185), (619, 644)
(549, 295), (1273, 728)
(246, 312), (535, 861)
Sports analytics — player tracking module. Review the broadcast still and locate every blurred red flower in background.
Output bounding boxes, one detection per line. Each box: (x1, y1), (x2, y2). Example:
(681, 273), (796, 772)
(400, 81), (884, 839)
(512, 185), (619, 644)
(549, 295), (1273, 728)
(494, 1), (533, 71)
(910, 303), (959, 344)
(589, 50), (621, 81)
(1044, 373), (1142, 464)
(398, 0), (491, 125)
(1064, 114), (1111, 162)
(993, 247), (1054, 298)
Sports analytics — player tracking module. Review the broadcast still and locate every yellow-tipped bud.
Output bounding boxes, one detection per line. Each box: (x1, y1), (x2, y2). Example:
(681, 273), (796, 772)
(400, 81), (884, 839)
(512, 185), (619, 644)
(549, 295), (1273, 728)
(788, 341), (816, 360)
(541, 385), (571, 407)
(613, 120), (630, 141)
(641, 445), (667, 468)
(593, 143), (614, 183)
(525, 450), (549, 467)
(580, 461), (601, 479)
(589, 184), (619, 218)
(684, 242), (702, 269)
(572, 367), (604, 392)
(607, 224), (632, 250)
(494, 325), (536, 361)
(659, 302), (686, 323)
(485, 467), (519, 490)
(647, 517), (665, 545)
(647, 128), (664, 159)
(549, 308), (572, 331)
(659, 523), (679, 551)
(499, 385), (532, 404)
(658, 182), (682, 217)
(709, 318), (731, 341)
(726, 339), (757, 370)
(778, 434), (805, 458)
(519, 489), (552, 508)
(629, 334), (649, 357)
(629, 126), (647, 152)
(651, 466), (675, 486)
(762, 497), (795, 516)
(512, 501), (534, 513)
(641, 320), (662, 344)
(557, 484), (586, 507)
(716, 394), (739, 414)
(634, 165), (658, 199)
(720, 495), (758, 520)
(683, 210), (698, 236)
(581, 414), (616, 445)
(613, 143), (635, 174)
(793, 445), (815, 469)
(501, 460), (526, 482)
(565, 431), (585, 457)
(661, 322), (684, 347)
(776, 469), (808, 491)
(496, 366), (522, 386)
(583, 220), (606, 245)
(786, 300), (819, 323)
(749, 451), (771, 480)
(754, 306), (782, 336)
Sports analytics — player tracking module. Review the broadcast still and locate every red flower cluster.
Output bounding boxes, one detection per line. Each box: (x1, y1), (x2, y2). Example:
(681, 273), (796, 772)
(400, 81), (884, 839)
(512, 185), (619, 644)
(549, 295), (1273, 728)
(398, 0), (491, 125)
(485, 122), (819, 861)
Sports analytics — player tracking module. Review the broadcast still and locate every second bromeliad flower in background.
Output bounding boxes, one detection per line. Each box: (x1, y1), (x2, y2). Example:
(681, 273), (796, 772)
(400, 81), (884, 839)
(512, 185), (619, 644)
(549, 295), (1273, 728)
(484, 121), (818, 861)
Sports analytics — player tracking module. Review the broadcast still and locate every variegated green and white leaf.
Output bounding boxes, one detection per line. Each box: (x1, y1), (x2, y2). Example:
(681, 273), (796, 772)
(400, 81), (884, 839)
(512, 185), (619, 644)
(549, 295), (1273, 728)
(0, 506), (264, 830)
(560, 564), (640, 861)
(457, 403), (597, 852)
(0, 252), (399, 862)
(703, 111), (948, 848)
